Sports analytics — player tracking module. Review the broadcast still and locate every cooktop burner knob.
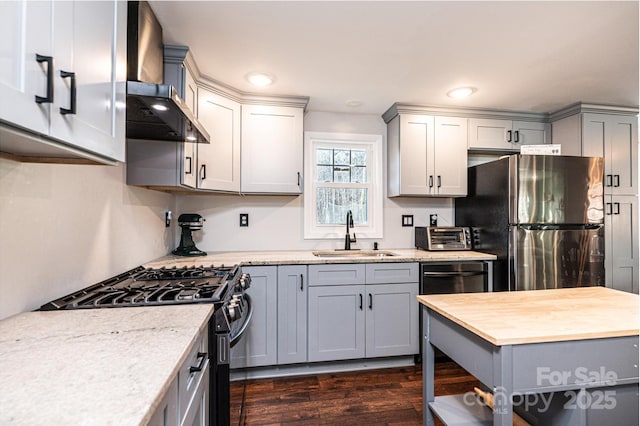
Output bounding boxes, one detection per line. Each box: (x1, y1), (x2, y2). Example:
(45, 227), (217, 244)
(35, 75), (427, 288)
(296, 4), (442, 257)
(227, 304), (238, 321)
(239, 274), (251, 290)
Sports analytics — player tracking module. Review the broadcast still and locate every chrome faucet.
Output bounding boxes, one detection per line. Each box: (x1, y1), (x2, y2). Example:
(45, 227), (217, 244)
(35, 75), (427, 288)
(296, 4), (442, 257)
(344, 210), (357, 250)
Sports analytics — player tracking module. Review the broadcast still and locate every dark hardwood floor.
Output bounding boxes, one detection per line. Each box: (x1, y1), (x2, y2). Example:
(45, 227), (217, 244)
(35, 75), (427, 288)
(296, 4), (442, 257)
(230, 361), (481, 425)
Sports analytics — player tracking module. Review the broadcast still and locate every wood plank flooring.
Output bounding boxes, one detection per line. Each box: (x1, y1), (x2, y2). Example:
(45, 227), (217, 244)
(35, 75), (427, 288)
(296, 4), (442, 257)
(230, 361), (481, 425)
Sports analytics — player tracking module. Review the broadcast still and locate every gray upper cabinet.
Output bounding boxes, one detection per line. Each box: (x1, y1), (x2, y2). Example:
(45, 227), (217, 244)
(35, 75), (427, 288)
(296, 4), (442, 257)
(0, 0), (126, 164)
(581, 113), (638, 196)
(386, 112), (468, 197)
(277, 265), (308, 364)
(550, 103), (639, 294)
(468, 118), (550, 151)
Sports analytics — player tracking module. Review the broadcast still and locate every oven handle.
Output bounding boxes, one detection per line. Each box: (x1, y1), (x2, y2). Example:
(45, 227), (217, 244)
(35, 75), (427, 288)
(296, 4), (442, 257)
(230, 293), (253, 348)
(422, 271), (487, 278)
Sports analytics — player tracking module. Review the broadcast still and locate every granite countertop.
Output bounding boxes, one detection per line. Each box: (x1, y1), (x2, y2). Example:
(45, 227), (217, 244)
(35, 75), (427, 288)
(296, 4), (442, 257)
(417, 287), (640, 346)
(144, 248), (496, 269)
(0, 304), (214, 425)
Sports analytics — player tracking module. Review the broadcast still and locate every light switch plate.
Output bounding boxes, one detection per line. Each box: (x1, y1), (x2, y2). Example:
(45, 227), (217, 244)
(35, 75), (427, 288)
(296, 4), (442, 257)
(240, 213), (249, 227)
(402, 215), (414, 227)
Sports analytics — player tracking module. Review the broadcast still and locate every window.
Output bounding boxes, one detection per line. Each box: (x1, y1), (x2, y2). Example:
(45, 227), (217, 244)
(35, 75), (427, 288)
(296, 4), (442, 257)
(304, 132), (383, 239)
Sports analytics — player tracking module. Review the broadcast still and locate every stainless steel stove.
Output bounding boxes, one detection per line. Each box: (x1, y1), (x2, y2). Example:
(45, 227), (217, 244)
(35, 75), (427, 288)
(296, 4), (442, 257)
(40, 264), (252, 426)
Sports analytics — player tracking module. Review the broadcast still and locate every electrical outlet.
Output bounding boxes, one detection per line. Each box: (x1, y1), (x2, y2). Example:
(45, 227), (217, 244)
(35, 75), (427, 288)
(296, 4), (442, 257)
(402, 215), (414, 227)
(165, 210), (172, 228)
(240, 213), (249, 227)
(429, 214), (438, 226)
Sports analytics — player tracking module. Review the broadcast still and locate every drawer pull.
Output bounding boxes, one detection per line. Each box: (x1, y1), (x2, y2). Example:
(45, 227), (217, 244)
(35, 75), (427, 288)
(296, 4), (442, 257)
(189, 352), (207, 373)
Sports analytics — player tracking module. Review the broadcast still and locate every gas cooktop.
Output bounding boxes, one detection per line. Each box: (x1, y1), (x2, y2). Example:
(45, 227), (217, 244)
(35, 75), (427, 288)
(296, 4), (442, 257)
(40, 265), (241, 310)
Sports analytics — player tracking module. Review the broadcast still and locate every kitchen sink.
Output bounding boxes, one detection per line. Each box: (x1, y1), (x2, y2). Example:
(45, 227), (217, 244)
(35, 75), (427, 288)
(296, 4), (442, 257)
(312, 250), (398, 258)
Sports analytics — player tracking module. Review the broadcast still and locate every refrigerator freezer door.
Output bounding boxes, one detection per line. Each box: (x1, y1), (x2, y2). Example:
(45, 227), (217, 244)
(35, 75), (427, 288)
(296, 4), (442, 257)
(510, 226), (605, 291)
(510, 155), (605, 225)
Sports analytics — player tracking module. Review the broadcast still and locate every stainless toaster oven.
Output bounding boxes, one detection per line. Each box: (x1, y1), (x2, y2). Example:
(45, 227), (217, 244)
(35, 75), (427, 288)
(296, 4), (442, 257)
(415, 226), (472, 251)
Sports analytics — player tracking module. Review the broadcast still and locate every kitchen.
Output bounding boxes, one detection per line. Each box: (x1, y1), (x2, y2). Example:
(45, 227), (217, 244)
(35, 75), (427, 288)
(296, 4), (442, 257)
(0, 1), (638, 425)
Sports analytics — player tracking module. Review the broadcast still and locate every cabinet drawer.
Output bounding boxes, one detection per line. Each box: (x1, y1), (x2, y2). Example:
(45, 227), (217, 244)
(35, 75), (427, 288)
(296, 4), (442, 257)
(365, 263), (419, 284)
(178, 329), (208, 424)
(308, 264), (366, 286)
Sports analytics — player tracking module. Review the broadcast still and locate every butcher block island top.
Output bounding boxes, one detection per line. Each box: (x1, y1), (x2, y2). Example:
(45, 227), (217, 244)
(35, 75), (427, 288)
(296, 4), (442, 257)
(417, 286), (639, 346)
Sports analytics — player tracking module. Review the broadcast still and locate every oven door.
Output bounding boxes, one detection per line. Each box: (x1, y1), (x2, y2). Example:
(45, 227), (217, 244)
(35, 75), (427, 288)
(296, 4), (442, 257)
(211, 293), (252, 426)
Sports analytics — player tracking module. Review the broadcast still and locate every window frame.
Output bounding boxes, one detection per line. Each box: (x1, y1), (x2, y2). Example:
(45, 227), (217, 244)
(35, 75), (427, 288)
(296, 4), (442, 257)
(304, 131), (383, 240)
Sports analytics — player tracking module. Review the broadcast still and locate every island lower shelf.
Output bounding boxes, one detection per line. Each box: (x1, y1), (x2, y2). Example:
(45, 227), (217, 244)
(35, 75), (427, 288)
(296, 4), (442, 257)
(429, 394), (493, 426)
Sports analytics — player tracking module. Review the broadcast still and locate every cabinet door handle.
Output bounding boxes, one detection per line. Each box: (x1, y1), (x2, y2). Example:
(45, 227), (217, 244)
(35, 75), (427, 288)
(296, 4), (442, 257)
(368, 293), (373, 310)
(185, 156), (192, 175)
(614, 202), (620, 215)
(437, 175), (441, 188)
(300, 274), (304, 291)
(605, 202), (612, 215)
(35, 54), (54, 104)
(614, 175), (620, 187)
(428, 175), (433, 188)
(189, 352), (207, 373)
(359, 294), (363, 310)
(507, 130), (512, 143)
(200, 164), (206, 180)
(514, 130), (520, 143)
(297, 172), (301, 187)
(59, 71), (76, 115)
(606, 174), (613, 187)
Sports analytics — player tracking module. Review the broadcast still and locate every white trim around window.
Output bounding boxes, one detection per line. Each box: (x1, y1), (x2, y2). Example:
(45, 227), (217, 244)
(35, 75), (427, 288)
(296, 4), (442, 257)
(304, 131), (383, 240)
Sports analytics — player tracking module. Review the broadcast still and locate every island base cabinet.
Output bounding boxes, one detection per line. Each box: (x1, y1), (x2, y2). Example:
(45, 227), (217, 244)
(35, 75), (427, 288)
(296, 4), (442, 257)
(307, 285), (366, 362)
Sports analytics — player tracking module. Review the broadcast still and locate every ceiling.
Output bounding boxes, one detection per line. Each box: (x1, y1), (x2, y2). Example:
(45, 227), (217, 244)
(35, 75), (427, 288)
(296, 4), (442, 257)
(149, 1), (639, 116)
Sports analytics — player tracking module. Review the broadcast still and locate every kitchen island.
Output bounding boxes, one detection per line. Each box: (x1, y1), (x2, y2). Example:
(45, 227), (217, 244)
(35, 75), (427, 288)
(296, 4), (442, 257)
(0, 304), (213, 425)
(418, 287), (639, 426)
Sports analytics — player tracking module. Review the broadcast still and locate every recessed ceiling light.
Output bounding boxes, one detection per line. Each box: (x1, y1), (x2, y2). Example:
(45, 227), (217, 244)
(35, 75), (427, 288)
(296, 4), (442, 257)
(246, 72), (275, 87)
(151, 103), (169, 111)
(447, 87), (476, 99)
(345, 99), (363, 107)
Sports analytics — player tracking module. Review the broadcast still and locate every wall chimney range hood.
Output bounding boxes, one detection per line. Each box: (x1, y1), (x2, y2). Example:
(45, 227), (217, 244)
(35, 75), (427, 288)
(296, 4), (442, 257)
(126, 1), (209, 144)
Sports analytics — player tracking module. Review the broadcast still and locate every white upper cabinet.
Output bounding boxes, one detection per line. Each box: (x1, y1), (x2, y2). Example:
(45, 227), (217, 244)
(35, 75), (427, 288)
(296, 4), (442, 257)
(0, 1), (52, 135)
(468, 118), (549, 151)
(387, 112), (467, 197)
(241, 104), (304, 194)
(197, 88), (241, 192)
(0, 0), (126, 163)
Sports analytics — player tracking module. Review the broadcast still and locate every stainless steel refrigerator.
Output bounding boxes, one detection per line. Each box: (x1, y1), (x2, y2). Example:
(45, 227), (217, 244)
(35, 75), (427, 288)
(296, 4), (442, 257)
(455, 155), (605, 291)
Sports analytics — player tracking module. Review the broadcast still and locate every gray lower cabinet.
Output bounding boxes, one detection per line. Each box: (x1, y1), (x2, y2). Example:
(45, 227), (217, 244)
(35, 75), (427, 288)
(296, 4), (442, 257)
(308, 284), (366, 362)
(365, 283), (419, 358)
(277, 265), (308, 364)
(231, 266), (278, 368)
(149, 326), (209, 426)
(307, 263), (419, 363)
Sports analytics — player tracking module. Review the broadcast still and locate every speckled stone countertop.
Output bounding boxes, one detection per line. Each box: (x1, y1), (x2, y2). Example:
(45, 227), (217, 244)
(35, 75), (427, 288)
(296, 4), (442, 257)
(144, 248), (496, 269)
(0, 305), (213, 425)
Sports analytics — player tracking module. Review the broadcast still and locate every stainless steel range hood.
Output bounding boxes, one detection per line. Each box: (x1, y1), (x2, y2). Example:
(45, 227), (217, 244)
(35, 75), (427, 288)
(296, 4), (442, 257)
(126, 1), (209, 144)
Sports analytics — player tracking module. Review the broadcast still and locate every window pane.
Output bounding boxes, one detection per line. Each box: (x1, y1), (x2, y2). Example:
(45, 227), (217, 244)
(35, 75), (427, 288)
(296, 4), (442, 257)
(334, 149), (350, 166)
(333, 166), (350, 183)
(316, 187), (368, 225)
(317, 165), (333, 182)
(317, 148), (332, 165)
(352, 166), (366, 183)
(352, 150), (367, 166)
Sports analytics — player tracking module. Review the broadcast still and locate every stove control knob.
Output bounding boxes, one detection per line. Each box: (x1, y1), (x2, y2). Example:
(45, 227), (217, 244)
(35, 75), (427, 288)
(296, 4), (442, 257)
(239, 274), (251, 290)
(231, 294), (241, 303)
(227, 303), (238, 321)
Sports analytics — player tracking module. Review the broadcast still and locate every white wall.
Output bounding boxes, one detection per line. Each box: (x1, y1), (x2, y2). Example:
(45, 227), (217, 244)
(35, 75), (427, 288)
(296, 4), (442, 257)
(0, 158), (175, 320)
(177, 111), (454, 252)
